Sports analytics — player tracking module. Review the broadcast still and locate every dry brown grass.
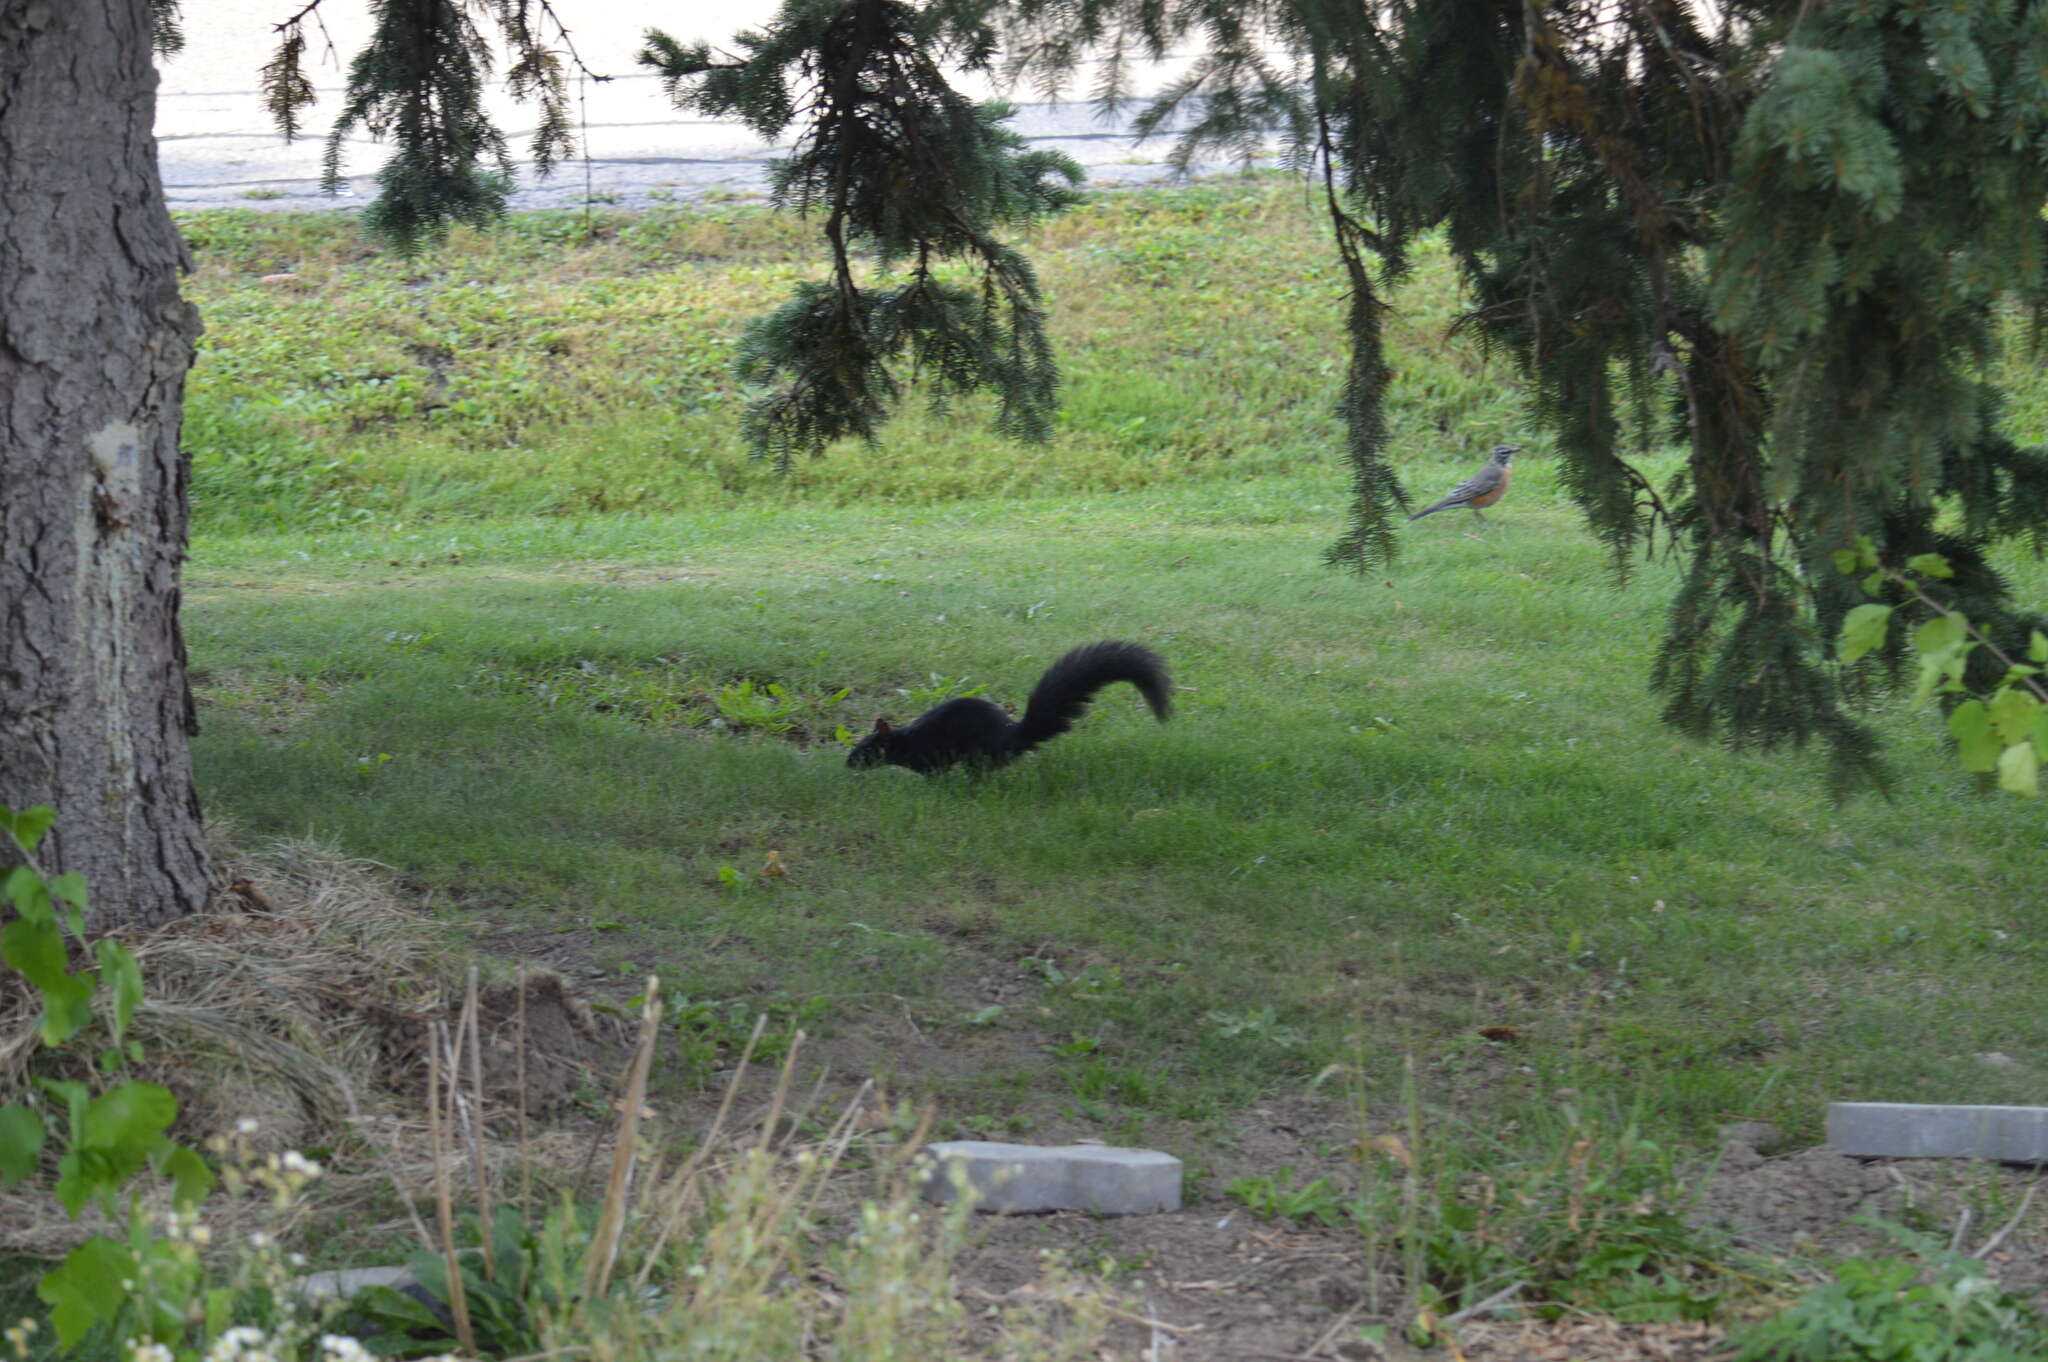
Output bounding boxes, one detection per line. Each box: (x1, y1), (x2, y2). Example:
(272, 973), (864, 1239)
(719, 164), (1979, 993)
(0, 833), (612, 1256)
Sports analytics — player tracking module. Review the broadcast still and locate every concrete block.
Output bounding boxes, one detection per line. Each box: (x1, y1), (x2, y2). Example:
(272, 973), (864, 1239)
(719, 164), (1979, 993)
(1828, 1102), (2048, 1162)
(919, 1140), (1182, 1214)
(295, 1265), (422, 1303)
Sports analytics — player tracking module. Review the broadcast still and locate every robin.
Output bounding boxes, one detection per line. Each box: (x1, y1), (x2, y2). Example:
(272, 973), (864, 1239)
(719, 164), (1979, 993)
(1407, 444), (1523, 524)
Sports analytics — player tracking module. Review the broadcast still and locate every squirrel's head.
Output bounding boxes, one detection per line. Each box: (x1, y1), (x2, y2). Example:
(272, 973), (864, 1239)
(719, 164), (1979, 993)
(846, 716), (893, 769)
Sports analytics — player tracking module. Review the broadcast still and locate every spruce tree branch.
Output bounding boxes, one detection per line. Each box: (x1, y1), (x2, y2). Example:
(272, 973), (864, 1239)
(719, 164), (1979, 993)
(272, 0), (330, 33)
(267, 0), (344, 84)
(1313, 103), (1383, 260)
(821, 1), (876, 319)
(1624, 0), (1727, 175)
(526, 0), (611, 83)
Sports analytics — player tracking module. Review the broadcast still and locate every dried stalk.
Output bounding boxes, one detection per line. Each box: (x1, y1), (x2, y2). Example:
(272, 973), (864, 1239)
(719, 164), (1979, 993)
(428, 1020), (477, 1355)
(463, 966), (497, 1282)
(583, 976), (662, 1300)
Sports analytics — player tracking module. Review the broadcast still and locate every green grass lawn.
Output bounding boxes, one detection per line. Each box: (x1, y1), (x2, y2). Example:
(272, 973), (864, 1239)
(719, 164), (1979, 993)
(179, 184), (2048, 1178)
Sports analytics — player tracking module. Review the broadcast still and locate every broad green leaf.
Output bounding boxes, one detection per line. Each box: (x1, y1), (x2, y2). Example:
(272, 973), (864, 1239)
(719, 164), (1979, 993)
(35, 1078), (89, 1132)
(38, 1235), (135, 1348)
(48, 872), (87, 935)
(1987, 687), (2038, 745)
(205, 1285), (234, 1338)
(81, 1082), (178, 1152)
(0, 916), (94, 1046)
(1948, 701), (2001, 773)
(155, 1142), (215, 1208)
(2033, 706), (2048, 757)
(0, 804), (56, 856)
(1906, 552), (1955, 579)
(41, 1083), (180, 1215)
(1832, 548), (1860, 575)
(1839, 604), (1893, 664)
(96, 939), (144, 1047)
(1861, 569), (1885, 598)
(1913, 652), (1957, 706)
(1914, 614), (1968, 655)
(53, 1147), (99, 1218)
(54, 1142), (148, 1220)
(0, 1103), (45, 1184)
(37, 974), (96, 1047)
(352, 1283), (446, 1333)
(1998, 739), (2039, 798)
(1, 916), (69, 990)
(2031, 630), (2048, 663)
(3, 867), (52, 925)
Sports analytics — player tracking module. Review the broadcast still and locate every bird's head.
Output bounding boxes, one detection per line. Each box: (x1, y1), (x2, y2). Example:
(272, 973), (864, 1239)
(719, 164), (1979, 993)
(1491, 443), (1523, 465)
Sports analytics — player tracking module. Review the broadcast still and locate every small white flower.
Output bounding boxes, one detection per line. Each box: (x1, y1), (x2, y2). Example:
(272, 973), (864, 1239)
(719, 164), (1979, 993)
(206, 1324), (270, 1362)
(189, 1223), (212, 1246)
(319, 1334), (375, 1362)
(248, 1232), (272, 1250)
(237, 1118), (261, 1134)
(287, 1252), (308, 1268)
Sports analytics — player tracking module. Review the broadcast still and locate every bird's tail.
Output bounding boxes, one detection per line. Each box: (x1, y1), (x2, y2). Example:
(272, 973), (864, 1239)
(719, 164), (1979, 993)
(1009, 641), (1172, 756)
(1407, 501), (1452, 522)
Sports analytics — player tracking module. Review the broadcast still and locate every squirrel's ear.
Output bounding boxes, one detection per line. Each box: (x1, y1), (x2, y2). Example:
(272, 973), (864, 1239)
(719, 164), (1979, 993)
(871, 717), (893, 736)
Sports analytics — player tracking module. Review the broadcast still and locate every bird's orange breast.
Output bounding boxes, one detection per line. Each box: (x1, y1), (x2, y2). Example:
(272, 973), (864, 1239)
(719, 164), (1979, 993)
(1467, 466), (1510, 508)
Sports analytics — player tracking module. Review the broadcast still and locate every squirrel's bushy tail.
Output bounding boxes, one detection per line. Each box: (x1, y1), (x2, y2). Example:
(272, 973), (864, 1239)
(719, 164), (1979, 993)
(1009, 641), (1172, 756)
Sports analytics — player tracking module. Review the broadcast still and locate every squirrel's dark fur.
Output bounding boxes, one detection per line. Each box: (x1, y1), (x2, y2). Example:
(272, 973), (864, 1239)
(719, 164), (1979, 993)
(848, 641), (1172, 774)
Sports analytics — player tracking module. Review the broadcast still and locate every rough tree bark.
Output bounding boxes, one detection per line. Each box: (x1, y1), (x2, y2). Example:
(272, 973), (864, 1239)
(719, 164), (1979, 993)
(0, 0), (211, 926)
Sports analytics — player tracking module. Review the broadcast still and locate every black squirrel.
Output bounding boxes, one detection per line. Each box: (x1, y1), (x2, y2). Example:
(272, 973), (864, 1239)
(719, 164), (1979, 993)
(848, 640), (1172, 774)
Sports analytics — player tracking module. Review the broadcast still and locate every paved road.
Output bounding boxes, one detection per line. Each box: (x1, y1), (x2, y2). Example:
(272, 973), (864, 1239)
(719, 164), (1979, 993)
(155, 1), (1282, 212)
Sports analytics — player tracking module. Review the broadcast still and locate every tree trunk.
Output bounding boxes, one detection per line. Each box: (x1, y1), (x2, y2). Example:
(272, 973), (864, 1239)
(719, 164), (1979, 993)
(0, 0), (211, 927)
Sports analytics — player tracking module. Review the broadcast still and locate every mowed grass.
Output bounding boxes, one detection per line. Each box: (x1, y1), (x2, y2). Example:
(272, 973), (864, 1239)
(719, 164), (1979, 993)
(176, 181), (1514, 534)
(179, 186), (2048, 1166)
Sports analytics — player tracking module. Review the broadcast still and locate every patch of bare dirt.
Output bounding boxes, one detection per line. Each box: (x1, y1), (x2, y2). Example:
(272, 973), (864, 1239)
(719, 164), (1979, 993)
(473, 971), (608, 1115)
(958, 1211), (1373, 1361)
(1693, 1123), (2048, 1308)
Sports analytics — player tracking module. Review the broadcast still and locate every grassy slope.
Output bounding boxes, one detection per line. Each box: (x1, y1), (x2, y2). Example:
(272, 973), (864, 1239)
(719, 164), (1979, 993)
(179, 186), (2048, 1162)
(177, 183), (1512, 531)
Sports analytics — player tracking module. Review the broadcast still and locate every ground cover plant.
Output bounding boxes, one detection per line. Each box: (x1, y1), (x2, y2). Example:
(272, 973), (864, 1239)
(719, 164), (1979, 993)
(8, 185), (2047, 1355)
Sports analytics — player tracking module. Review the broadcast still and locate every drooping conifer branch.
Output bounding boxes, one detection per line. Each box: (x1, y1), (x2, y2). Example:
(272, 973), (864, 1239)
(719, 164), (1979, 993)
(260, 0), (598, 253)
(642, 0), (1082, 465)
